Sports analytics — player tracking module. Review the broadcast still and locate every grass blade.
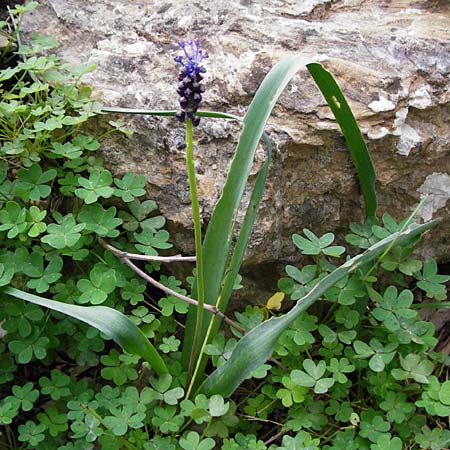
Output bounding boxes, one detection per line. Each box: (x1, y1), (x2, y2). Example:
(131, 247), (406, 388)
(2, 286), (168, 376)
(307, 63), (377, 220)
(200, 220), (438, 397)
(181, 55), (306, 370)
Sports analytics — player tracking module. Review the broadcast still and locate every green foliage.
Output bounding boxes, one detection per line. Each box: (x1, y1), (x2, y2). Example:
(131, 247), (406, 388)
(0, 5), (449, 450)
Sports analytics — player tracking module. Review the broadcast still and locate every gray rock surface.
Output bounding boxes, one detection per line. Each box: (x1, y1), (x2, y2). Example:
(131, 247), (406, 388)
(23, 0), (450, 301)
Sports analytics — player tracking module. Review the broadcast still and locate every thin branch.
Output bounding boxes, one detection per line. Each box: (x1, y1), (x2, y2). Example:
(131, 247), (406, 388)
(120, 255), (245, 334)
(99, 238), (196, 263)
(264, 429), (288, 447)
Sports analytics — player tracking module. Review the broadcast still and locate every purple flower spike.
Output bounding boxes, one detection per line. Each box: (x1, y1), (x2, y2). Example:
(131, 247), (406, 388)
(174, 39), (208, 126)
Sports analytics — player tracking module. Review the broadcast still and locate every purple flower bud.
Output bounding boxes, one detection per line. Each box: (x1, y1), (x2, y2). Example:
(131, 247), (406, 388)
(174, 38), (208, 127)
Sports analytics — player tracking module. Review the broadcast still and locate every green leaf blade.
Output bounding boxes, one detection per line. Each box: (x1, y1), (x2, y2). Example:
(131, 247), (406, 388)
(307, 62), (377, 220)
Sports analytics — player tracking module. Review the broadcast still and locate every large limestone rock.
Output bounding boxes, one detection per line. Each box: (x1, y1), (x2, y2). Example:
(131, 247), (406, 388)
(23, 1), (450, 297)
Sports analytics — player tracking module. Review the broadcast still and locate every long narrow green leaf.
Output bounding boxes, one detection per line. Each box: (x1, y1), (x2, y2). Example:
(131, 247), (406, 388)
(307, 63), (377, 220)
(2, 287), (168, 376)
(101, 107), (241, 121)
(200, 220), (438, 397)
(182, 55), (306, 370)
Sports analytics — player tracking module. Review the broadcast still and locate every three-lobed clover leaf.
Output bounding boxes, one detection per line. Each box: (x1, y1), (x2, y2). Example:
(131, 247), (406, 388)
(41, 213), (85, 249)
(75, 169), (114, 204)
(415, 256), (450, 301)
(415, 375), (450, 417)
(70, 414), (103, 442)
(39, 369), (72, 400)
(0, 201), (28, 238)
(5, 382), (39, 412)
(159, 336), (181, 354)
(14, 163), (57, 201)
(179, 431), (216, 450)
(391, 353), (433, 384)
(290, 359), (335, 394)
(369, 434), (402, 450)
(77, 264), (117, 304)
(18, 420), (47, 446)
(277, 375), (308, 407)
(353, 338), (397, 372)
(114, 172), (147, 202)
(345, 219), (378, 249)
(327, 357), (355, 384)
(158, 275), (189, 316)
(51, 141), (83, 159)
(8, 329), (50, 363)
(151, 405), (184, 433)
(371, 286), (416, 331)
(133, 228), (172, 255)
(415, 426), (450, 450)
(180, 394), (210, 425)
(100, 349), (138, 386)
(22, 251), (63, 293)
(36, 405), (68, 437)
(78, 203), (123, 237)
(26, 205), (47, 237)
(104, 405), (146, 436)
(279, 431), (320, 450)
(293, 229), (345, 257)
(119, 199), (164, 232)
(379, 391), (415, 423)
(380, 246), (423, 276)
(3, 300), (44, 338)
(358, 415), (390, 443)
(122, 279), (146, 305)
(0, 399), (20, 425)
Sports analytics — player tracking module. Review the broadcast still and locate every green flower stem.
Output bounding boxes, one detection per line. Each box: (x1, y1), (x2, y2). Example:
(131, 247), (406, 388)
(185, 118), (206, 383)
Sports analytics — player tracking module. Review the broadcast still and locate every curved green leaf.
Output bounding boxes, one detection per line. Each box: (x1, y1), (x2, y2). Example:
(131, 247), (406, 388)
(307, 63), (377, 220)
(200, 220), (438, 397)
(2, 286), (168, 376)
(182, 56), (306, 371)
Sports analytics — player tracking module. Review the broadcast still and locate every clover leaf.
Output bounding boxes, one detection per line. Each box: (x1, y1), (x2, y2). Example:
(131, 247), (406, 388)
(391, 353), (433, 384)
(37, 405), (68, 437)
(15, 163), (56, 201)
(371, 286), (416, 332)
(290, 359), (335, 394)
(39, 369), (72, 400)
(353, 339), (397, 372)
(5, 382), (39, 412)
(8, 330), (49, 363)
(77, 264), (117, 304)
(118, 199), (163, 232)
(100, 349), (138, 386)
(180, 431), (216, 450)
(18, 420), (47, 446)
(75, 169), (114, 204)
(104, 405), (145, 436)
(180, 394), (210, 425)
(415, 257), (450, 301)
(151, 405), (184, 433)
(3, 301), (44, 338)
(22, 251), (63, 293)
(41, 213), (85, 249)
(415, 426), (450, 450)
(133, 229), (172, 255)
(0, 201), (28, 238)
(293, 229), (345, 257)
(114, 172), (147, 202)
(78, 203), (123, 237)
(26, 205), (47, 237)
